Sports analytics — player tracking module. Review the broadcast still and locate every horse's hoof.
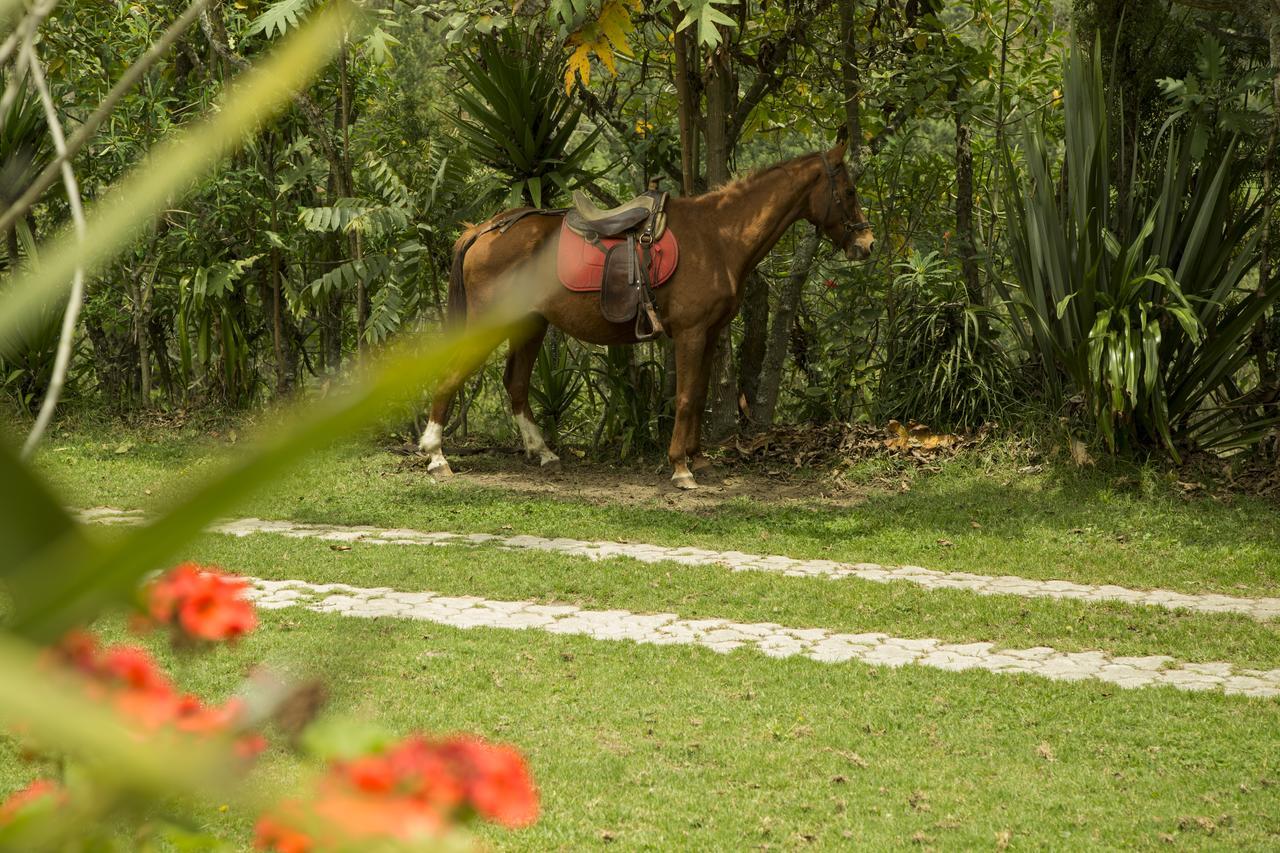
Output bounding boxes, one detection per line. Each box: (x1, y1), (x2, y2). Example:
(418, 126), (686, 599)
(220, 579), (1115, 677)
(672, 473), (698, 490)
(427, 460), (454, 478)
(540, 456), (561, 473)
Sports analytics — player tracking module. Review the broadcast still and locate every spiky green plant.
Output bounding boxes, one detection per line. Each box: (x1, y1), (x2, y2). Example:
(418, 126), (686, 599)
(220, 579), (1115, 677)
(448, 29), (599, 208)
(1000, 39), (1275, 459)
(877, 250), (1014, 430)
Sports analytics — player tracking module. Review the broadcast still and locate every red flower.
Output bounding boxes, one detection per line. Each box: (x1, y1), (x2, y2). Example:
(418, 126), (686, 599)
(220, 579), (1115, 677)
(381, 737), (466, 810)
(824, 278), (837, 289)
(114, 687), (183, 731)
(145, 563), (257, 642)
(312, 792), (444, 840)
(235, 733), (269, 760)
(255, 811), (313, 853)
(48, 631), (260, 749)
(254, 734), (538, 851)
(0, 779), (64, 825)
(100, 645), (173, 693)
(453, 739), (539, 828)
(342, 755), (397, 795)
(53, 629), (100, 675)
(146, 563), (202, 624)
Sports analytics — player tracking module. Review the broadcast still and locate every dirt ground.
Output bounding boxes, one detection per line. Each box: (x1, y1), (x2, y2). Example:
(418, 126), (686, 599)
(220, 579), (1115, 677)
(394, 443), (879, 510)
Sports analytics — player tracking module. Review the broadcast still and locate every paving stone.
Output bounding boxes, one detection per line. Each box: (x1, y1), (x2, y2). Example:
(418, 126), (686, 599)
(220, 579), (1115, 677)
(1157, 670), (1222, 691)
(885, 638), (940, 652)
(82, 509), (1280, 622)
(1110, 655), (1174, 670)
(73, 510), (1280, 699)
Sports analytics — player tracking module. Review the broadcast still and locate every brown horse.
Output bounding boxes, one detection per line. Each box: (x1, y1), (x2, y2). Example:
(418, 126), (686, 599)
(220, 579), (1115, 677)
(420, 142), (874, 489)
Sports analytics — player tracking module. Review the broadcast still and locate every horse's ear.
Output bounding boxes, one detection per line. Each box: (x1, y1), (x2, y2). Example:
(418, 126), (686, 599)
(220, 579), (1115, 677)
(826, 139), (848, 164)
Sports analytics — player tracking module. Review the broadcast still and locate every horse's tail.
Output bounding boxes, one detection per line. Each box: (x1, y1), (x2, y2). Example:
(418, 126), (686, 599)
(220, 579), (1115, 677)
(446, 229), (478, 326)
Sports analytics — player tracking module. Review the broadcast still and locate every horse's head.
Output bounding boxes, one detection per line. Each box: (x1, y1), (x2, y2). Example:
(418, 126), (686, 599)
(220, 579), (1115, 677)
(810, 141), (874, 261)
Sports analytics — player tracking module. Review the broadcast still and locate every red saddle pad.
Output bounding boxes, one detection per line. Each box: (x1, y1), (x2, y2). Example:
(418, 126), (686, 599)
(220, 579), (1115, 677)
(556, 218), (679, 293)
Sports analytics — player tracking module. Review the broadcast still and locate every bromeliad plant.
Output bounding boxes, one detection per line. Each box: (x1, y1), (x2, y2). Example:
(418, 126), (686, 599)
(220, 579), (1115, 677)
(1001, 39), (1275, 458)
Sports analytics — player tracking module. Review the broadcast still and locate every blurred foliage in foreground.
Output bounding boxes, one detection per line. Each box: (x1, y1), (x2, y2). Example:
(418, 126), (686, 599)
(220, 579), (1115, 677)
(1, 2), (542, 848)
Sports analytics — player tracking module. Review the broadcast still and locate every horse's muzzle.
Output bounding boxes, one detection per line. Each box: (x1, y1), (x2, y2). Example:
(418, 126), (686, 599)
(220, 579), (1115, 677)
(845, 240), (874, 261)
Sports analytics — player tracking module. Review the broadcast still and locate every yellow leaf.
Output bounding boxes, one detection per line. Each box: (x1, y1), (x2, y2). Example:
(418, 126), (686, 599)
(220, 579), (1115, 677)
(564, 42), (592, 92)
(598, 1), (635, 57)
(914, 33), (927, 51)
(596, 40), (617, 76)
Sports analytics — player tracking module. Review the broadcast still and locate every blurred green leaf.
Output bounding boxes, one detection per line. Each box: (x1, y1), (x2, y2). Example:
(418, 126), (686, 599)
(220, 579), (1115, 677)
(0, 0), (357, 347)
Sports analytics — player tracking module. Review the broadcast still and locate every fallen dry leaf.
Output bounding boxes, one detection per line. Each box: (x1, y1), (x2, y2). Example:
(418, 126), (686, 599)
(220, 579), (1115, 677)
(1036, 742), (1056, 762)
(1069, 437), (1095, 467)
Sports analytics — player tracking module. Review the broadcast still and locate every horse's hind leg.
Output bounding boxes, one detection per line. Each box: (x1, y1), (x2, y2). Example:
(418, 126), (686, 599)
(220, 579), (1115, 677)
(504, 318), (559, 470)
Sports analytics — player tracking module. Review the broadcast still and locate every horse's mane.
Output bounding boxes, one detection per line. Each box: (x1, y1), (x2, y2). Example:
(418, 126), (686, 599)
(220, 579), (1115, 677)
(713, 152), (824, 198)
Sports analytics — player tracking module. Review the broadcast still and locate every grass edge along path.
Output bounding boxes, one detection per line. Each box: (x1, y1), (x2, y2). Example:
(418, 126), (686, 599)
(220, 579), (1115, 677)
(78, 507), (1280, 622)
(40, 434), (1280, 600)
(239, 573), (1280, 699)
(7, 610), (1278, 849)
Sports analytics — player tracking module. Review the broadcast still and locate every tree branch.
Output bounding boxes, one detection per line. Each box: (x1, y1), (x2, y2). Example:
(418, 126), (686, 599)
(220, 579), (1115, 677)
(20, 39), (88, 458)
(197, 8), (344, 176)
(728, 0), (837, 142)
(0, 0), (211, 237)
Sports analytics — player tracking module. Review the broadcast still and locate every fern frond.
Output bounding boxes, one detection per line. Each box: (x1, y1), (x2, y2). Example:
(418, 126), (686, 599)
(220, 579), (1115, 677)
(248, 0), (317, 38)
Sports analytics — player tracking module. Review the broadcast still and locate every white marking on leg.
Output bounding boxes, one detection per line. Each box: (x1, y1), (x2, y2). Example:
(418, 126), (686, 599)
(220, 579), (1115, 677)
(418, 421), (451, 475)
(515, 412), (559, 467)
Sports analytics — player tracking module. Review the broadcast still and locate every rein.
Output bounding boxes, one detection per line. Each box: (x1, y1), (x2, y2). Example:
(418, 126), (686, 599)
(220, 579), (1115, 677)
(821, 157), (872, 238)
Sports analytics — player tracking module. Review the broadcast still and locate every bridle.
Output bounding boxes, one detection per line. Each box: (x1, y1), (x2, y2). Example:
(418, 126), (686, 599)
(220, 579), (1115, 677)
(821, 156), (873, 240)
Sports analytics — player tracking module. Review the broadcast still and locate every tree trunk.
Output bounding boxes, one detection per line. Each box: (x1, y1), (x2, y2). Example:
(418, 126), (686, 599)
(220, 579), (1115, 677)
(4, 211), (17, 270)
(736, 271), (769, 423)
(672, 24), (698, 196)
(954, 96), (983, 307)
(840, 0), (865, 172)
(1254, 2), (1280, 400)
(148, 316), (174, 405)
(338, 34), (367, 352)
(754, 229), (819, 426)
(85, 316), (124, 406)
(129, 270), (151, 407)
(325, 287), (343, 372)
(703, 44), (739, 440)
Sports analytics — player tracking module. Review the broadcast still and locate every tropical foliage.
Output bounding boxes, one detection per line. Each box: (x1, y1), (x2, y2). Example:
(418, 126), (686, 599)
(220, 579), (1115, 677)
(1, 0), (1278, 466)
(1003, 39), (1276, 457)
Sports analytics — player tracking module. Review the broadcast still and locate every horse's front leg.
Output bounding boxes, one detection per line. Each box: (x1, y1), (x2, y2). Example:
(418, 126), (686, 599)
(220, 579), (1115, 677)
(669, 330), (709, 489)
(685, 330), (724, 477)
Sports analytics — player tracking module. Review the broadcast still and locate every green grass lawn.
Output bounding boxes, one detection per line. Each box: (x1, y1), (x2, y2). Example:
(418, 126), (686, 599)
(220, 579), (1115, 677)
(34, 422), (1280, 598)
(5, 422), (1280, 849)
(4, 610), (1278, 850)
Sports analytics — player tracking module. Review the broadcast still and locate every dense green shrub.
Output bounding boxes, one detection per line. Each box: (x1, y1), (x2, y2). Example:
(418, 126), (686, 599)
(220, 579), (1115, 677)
(1001, 40), (1277, 459)
(876, 250), (1014, 430)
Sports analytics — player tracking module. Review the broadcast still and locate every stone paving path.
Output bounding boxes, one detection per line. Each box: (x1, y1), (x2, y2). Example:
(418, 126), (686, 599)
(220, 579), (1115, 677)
(239, 575), (1280, 699)
(79, 507), (1280, 622)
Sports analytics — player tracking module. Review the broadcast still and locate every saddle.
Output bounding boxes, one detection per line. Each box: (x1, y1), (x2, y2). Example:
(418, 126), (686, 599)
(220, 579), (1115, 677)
(562, 188), (672, 341)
